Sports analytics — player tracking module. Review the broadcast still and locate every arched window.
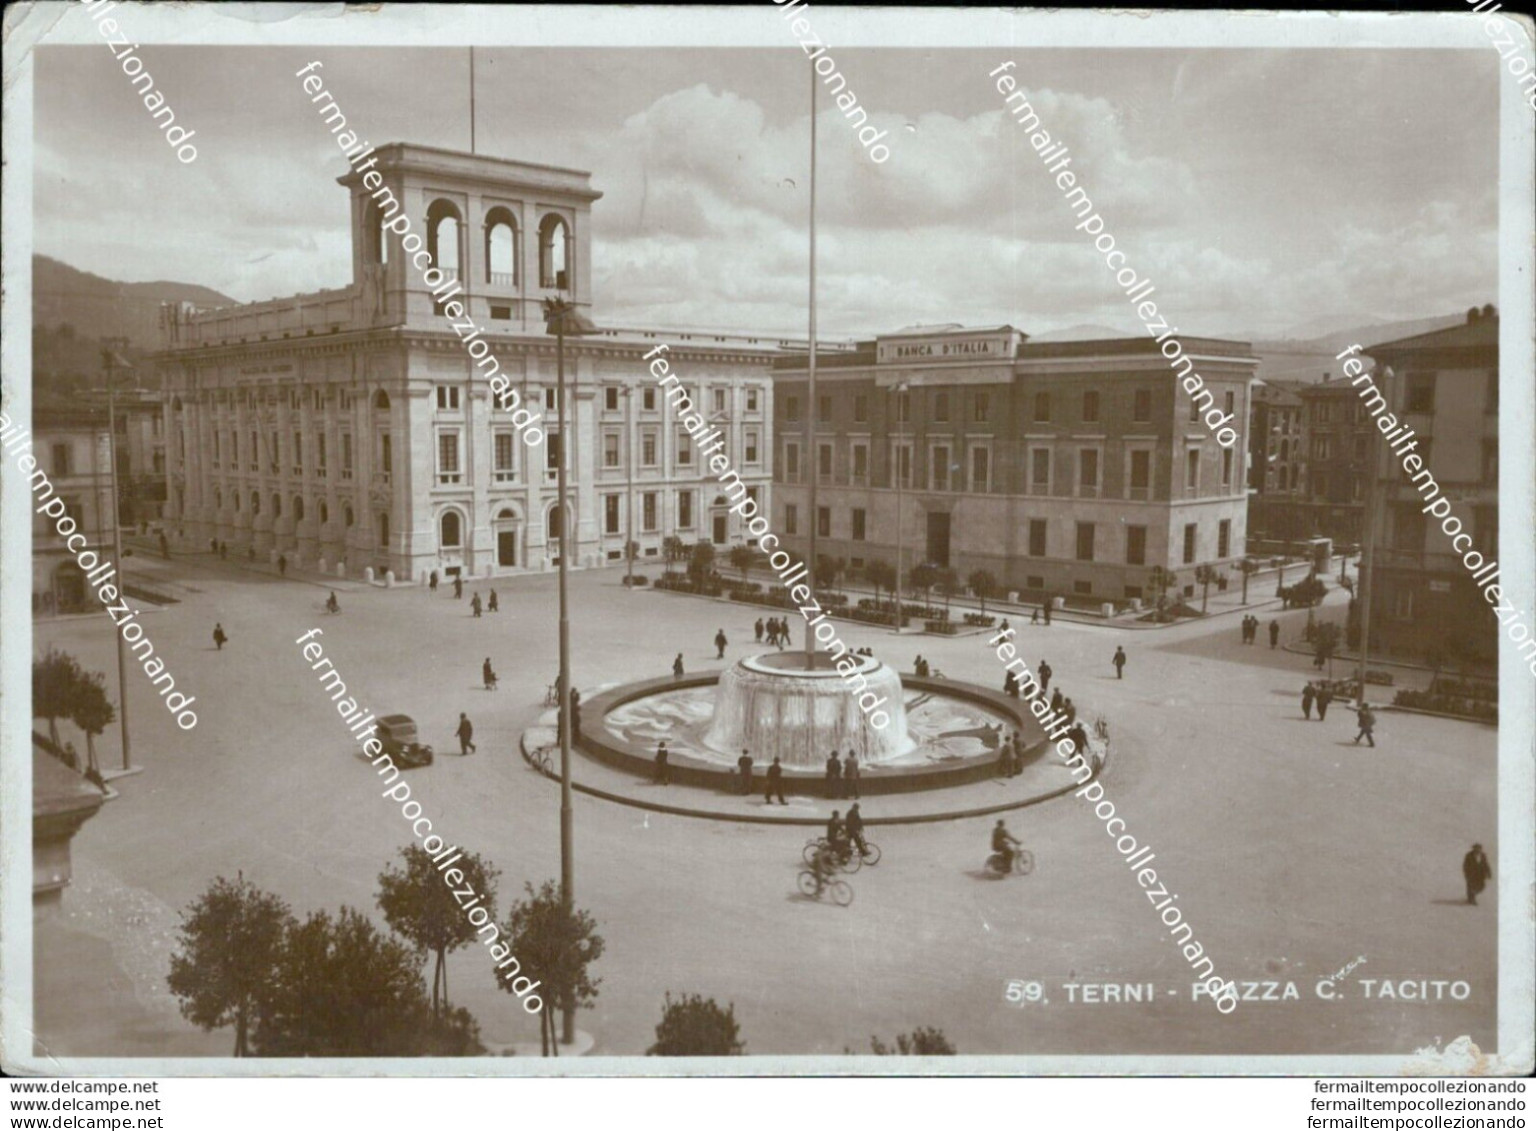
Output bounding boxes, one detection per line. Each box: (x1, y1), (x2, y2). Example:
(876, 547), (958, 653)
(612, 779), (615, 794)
(427, 200), (462, 280)
(440, 510), (462, 549)
(373, 389), (391, 411)
(485, 208), (518, 286)
(293, 496), (305, 522)
(538, 214), (569, 289)
(319, 500), (329, 526)
(344, 505), (355, 528)
(1277, 466), (1288, 490)
(378, 512), (390, 548)
(251, 491), (261, 515)
(547, 502), (570, 540)
(498, 507), (516, 520)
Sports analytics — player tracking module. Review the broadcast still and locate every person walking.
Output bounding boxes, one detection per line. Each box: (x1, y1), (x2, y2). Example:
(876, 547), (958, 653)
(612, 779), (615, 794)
(1316, 685), (1334, 721)
(430, 570), (439, 593)
(765, 756), (786, 805)
(825, 751), (843, 800)
(569, 688), (582, 741)
(781, 621), (793, 648)
(737, 750), (754, 796)
(488, 589), (499, 613)
(1301, 682), (1315, 720)
(1112, 646), (1127, 679)
(483, 658), (497, 691)
(1043, 595), (1053, 625)
(212, 623), (227, 651)
(1050, 687), (1064, 714)
(845, 802), (869, 858)
(844, 751), (860, 799)
(1269, 619), (1280, 649)
(654, 740), (671, 785)
(278, 553), (288, 576)
(1003, 670), (1018, 698)
(672, 653), (685, 680)
(755, 618), (764, 643)
(1353, 702), (1376, 747)
(715, 628), (728, 659)
(471, 592), (483, 618)
(453, 575), (464, 600)
(455, 713), (476, 756)
(1063, 697), (1077, 727)
(999, 618), (1011, 637)
(1463, 844), (1492, 906)
(1039, 660), (1052, 695)
(1030, 605), (1040, 625)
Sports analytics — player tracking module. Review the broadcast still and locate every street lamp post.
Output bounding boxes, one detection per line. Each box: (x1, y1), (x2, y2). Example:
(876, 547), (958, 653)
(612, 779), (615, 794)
(101, 343), (133, 772)
(624, 385), (635, 589)
(542, 296), (597, 1050)
(891, 381), (908, 633)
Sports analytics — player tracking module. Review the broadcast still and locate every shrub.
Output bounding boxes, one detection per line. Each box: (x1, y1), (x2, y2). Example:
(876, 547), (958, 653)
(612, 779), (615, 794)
(622, 574), (649, 587)
(962, 613), (996, 627)
(925, 620), (959, 634)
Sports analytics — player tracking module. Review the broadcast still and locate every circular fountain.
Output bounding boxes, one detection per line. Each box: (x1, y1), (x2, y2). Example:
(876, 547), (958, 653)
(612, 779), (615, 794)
(704, 651), (913, 767)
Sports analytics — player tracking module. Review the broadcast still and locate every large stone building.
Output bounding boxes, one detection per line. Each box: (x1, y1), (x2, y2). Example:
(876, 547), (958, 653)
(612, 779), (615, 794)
(28, 402), (115, 614)
(156, 144), (781, 581)
(1362, 308), (1499, 664)
(770, 325), (1258, 603)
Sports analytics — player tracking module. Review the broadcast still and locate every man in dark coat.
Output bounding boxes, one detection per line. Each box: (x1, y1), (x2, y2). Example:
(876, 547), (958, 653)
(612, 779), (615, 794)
(453, 575), (463, 599)
(1113, 646), (1127, 679)
(213, 623), (228, 651)
(844, 751), (860, 799)
(488, 589), (499, 613)
(1463, 844), (1492, 905)
(1039, 660), (1052, 694)
(765, 756), (786, 805)
(1301, 682), (1315, 719)
(471, 592), (482, 617)
(755, 618), (764, 643)
(825, 751), (843, 799)
(737, 749), (754, 796)
(1269, 619), (1280, 649)
(1316, 685), (1334, 720)
(455, 713), (476, 756)
(1353, 702), (1376, 747)
(715, 628), (728, 659)
(654, 740), (671, 785)
(672, 653), (685, 679)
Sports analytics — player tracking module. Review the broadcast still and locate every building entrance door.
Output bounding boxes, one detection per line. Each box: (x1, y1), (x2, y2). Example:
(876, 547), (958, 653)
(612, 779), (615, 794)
(926, 511), (951, 569)
(498, 530), (517, 567)
(712, 514), (728, 544)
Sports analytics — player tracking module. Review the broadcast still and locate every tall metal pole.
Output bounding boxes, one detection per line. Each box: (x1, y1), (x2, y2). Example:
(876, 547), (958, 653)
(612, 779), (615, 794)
(555, 316), (575, 1047)
(1355, 369), (1383, 699)
(469, 48), (476, 155)
(893, 384), (905, 634)
(105, 361), (132, 771)
(803, 63), (818, 670)
(625, 386), (634, 589)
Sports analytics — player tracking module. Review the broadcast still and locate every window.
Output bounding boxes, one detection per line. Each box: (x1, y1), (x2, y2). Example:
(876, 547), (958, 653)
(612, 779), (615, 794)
(1314, 435), (1334, 461)
(932, 445), (951, 491)
(270, 431), (280, 472)
(818, 443), (833, 481)
(852, 443), (869, 483)
(490, 305), (512, 321)
(546, 432), (563, 474)
(379, 432), (392, 477)
(642, 431), (658, 467)
(969, 446), (990, 492)
(1221, 448), (1233, 487)
(1082, 390), (1099, 423)
(1126, 525), (1147, 566)
(896, 392), (910, 423)
(1392, 587), (1415, 621)
(293, 430), (303, 474)
(605, 387), (619, 412)
(678, 432), (692, 466)
(852, 508), (866, 541)
(342, 433), (353, 479)
(495, 432), (516, 482)
(642, 492), (658, 532)
(786, 395), (800, 422)
(604, 494), (620, 535)
(1218, 518), (1231, 558)
(642, 388), (656, 412)
(1031, 448), (1051, 492)
(212, 432), (220, 468)
(818, 394), (831, 423)
(440, 510), (462, 549)
(1483, 440), (1498, 485)
(1129, 449), (1150, 495)
(785, 442), (800, 480)
(1076, 522), (1095, 562)
(745, 430), (759, 464)
(785, 504), (798, 535)
(894, 443), (912, 487)
(251, 431), (259, 470)
(854, 395), (869, 422)
(714, 388), (727, 415)
(378, 511), (390, 548)
(747, 388), (759, 412)
(1393, 504), (1426, 551)
(1034, 392), (1050, 422)
(1313, 472), (1329, 500)
(974, 392), (990, 422)
(1354, 435), (1368, 460)
(1183, 523), (1197, 564)
(436, 386), (460, 411)
(604, 433), (621, 468)
(51, 443), (70, 476)
(1133, 388), (1151, 423)
(538, 213), (570, 289)
(1225, 390), (1236, 419)
(315, 433), (327, 477)
(1406, 372), (1436, 414)
(545, 388), (558, 413)
(1078, 448), (1099, 490)
(1185, 449), (1200, 492)
(934, 392), (950, 422)
(1029, 519), (1047, 558)
(1314, 401), (1333, 425)
(437, 431), (461, 484)
(817, 506), (831, 537)
(1486, 369), (1499, 413)
(1189, 396), (1200, 423)
(678, 490), (693, 529)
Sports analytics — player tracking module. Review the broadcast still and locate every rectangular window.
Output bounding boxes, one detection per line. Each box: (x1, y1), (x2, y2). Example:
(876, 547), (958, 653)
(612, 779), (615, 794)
(604, 494), (620, 534)
(1183, 522), (1197, 564)
(437, 432), (460, 484)
(1129, 449), (1150, 494)
(934, 392), (950, 422)
(1189, 396), (1200, 423)
(932, 445), (950, 491)
(1218, 518), (1231, 558)
(436, 386), (460, 411)
(852, 443), (869, 483)
(1186, 449), (1200, 492)
(604, 433), (620, 469)
(785, 504), (798, 535)
(818, 442), (833, 481)
(679, 490), (693, 529)
(786, 395), (800, 422)
(747, 388), (759, 412)
(51, 443), (70, 476)
(818, 394), (832, 423)
(605, 387), (619, 412)
(642, 431), (658, 467)
(1406, 372), (1436, 414)
(1133, 388), (1151, 422)
(490, 305), (511, 321)
(852, 508), (866, 541)
(896, 393), (910, 423)
(971, 446), (990, 492)
(1079, 448), (1099, 490)
(713, 388), (727, 414)
(1034, 392), (1050, 422)
(817, 506), (831, 537)
(1029, 519), (1047, 558)
(380, 432), (392, 476)
(1126, 524), (1147, 565)
(678, 432), (692, 466)
(1313, 436), (1332, 461)
(1031, 448), (1051, 492)
(342, 433), (354, 479)
(1225, 390), (1236, 418)
(251, 430), (260, 471)
(495, 432), (516, 482)
(1221, 448), (1233, 487)
(974, 392), (990, 422)
(854, 394), (869, 423)
(546, 431), (561, 473)
(1076, 522), (1095, 562)
(746, 430), (759, 464)
(1486, 369), (1499, 413)
(1082, 390), (1099, 423)
(642, 388), (656, 412)
(785, 442), (800, 480)
(211, 432), (220, 468)
(316, 433), (327, 473)
(643, 492), (657, 532)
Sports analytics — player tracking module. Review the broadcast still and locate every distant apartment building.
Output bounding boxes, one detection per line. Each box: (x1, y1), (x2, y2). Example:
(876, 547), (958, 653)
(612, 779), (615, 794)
(1290, 376), (1375, 546)
(771, 324), (1258, 603)
(82, 386), (167, 527)
(30, 402), (114, 614)
(1361, 307), (1499, 663)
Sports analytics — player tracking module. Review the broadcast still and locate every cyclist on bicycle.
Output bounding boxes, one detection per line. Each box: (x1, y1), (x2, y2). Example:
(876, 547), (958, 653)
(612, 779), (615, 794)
(845, 803), (868, 859)
(992, 819), (1021, 872)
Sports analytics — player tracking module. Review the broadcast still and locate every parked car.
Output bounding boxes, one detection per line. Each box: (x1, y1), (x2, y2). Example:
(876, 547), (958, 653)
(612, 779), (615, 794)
(375, 714), (434, 769)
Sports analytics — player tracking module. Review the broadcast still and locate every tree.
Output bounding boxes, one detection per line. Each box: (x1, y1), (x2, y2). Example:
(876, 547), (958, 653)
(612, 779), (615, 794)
(868, 1027), (956, 1055)
(662, 536), (687, 575)
(968, 570), (997, 616)
(728, 544), (755, 586)
(687, 541), (716, 584)
(1147, 566), (1176, 612)
(376, 845), (499, 1017)
(499, 880), (605, 1056)
(647, 992), (745, 1056)
(33, 647), (84, 753)
(1194, 564), (1220, 614)
(909, 563), (940, 610)
(71, 667), (116, 774)
(167, 873), (292, 1057)
(815, 554), (843, 592)
(1234, 557), (1261, 604)
(866, 559), (897, 609)
(1313, 621), (1341, 679)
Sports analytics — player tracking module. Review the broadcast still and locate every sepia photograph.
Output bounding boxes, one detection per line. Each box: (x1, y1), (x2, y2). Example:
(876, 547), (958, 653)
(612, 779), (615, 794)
(2, 1), (1532, 1089)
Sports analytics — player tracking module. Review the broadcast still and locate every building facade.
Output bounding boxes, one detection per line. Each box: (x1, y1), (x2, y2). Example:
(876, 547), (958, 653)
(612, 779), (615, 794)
(771, 325), (1258, 603)
(1362, 308), (1499, 664)
(1288, 377), (1374, 546)
(30, 403), (114, 615)
(156, 144), (779, 581)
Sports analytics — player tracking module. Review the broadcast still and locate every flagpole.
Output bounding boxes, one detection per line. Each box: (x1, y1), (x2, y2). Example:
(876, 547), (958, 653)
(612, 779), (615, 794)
(804, 61), (818, 671)
(469, 48), (476, 154)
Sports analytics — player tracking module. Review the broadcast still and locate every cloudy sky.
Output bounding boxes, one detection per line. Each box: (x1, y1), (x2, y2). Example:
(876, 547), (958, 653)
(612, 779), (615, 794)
(34, 40), (1499, 340)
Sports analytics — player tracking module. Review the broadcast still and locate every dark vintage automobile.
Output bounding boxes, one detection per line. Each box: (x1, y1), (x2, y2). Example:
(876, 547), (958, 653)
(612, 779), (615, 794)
(375, 714), (434, 769)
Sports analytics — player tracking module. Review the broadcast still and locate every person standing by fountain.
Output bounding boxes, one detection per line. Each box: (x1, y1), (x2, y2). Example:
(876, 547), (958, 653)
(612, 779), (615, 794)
(715, 628), (728, 659)
(755, 618), (764, 643)
(737, 749), (754, 795)
(844, 751), (860, 799)
(654, 740), (671, 785)
(765, 756), (786, 805)
(825, 751), (843, 799)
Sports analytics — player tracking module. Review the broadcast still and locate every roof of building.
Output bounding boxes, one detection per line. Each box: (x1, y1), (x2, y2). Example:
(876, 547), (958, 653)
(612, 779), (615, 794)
(33, 735), (108, 822)
(1365, 312), (1498, 356)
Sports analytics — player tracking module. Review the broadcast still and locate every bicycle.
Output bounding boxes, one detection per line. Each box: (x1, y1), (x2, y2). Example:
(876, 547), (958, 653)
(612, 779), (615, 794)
(530, 744), (556, 775)
(802, 837), (881, 872)
(797, 869), (853, 906)
(985, 846), (1035, 878)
